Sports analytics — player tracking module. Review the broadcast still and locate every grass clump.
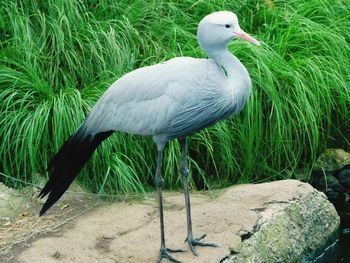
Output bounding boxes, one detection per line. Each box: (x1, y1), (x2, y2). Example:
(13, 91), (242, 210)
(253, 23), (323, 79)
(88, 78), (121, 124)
(0, 0), (349, 194)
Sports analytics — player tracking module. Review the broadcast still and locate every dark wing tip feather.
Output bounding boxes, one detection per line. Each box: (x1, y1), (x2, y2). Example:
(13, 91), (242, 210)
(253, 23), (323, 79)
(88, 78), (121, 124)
(38, 127), (114, 216)
(39, 176), (72, 216)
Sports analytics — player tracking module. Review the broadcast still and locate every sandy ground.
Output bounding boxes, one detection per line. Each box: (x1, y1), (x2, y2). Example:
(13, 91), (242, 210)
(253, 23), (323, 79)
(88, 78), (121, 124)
(0, 180), (313, 263)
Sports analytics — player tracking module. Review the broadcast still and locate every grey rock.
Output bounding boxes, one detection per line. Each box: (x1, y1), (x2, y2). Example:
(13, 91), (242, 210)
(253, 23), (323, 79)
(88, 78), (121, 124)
(337, 166), (350, 189)
(222, 182), (339, 263)
(311, 172), (345, 193)
(315, 148), (350, 172)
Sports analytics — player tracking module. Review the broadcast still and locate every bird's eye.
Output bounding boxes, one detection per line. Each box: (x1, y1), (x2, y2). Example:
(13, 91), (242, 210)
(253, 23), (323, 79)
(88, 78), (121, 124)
(225, 24), (231, 28)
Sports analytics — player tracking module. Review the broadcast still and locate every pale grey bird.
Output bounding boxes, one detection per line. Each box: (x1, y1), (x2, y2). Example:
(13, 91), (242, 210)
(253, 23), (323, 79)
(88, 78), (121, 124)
(38, 11), (260, 263)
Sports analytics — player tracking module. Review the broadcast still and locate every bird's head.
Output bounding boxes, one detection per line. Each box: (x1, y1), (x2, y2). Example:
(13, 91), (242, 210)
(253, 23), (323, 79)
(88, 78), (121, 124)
(197, 11), (260, 51)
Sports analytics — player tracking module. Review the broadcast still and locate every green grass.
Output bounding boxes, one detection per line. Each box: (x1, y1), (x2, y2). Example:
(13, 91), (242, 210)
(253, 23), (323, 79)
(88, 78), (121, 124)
(1, 0), (350, 194)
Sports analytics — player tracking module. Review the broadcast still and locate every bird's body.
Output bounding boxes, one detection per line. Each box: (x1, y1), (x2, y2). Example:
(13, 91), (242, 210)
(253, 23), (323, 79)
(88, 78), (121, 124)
(39, 11), (260, 263)
(85, 56), (251, 142)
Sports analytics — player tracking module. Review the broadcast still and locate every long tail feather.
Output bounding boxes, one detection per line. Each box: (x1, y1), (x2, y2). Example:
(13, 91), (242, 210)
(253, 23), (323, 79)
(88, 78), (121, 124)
(39, 124), (113, 216)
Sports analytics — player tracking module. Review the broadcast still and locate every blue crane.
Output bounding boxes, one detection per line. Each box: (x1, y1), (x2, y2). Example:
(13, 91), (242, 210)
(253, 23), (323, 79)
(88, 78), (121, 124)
(38, 11), (260, 263)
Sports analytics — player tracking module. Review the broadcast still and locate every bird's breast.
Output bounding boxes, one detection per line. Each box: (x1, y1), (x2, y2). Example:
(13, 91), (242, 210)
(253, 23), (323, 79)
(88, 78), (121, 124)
(220, 66), (251, 115)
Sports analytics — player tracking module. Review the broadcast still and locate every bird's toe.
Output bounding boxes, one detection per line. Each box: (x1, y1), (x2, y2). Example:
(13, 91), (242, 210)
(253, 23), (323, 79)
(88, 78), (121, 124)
(185, 234), (218, 256)
(156, 247), (185, 263)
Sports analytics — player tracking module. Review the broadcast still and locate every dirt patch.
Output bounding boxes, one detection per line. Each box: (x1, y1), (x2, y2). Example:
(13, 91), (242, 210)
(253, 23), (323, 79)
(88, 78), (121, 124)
(94, 235), (116, 254)
(0, 188), (99, 262)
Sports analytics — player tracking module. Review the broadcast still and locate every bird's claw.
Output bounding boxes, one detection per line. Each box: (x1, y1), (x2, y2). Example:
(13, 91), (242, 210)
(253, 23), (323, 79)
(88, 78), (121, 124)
(185, 234), (218, 256)
(156, 247), (185, 263)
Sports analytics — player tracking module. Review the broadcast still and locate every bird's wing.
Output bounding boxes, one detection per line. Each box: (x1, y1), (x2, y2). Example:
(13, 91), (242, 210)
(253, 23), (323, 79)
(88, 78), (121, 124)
(84, 57), (224, 136)
(163, 89), (237, 139)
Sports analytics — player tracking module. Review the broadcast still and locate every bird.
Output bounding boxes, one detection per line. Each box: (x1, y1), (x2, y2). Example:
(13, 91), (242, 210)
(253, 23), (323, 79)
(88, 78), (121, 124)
(38, 11), (260, 263)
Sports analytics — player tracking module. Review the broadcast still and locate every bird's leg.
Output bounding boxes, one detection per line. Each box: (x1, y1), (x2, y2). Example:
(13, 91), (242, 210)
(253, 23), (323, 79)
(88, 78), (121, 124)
(155, 148), (185, 263)
(179, 137), (217, 256)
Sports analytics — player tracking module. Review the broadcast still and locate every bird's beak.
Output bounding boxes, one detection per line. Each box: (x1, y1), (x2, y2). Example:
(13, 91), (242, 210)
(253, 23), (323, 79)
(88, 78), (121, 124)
(235, 29), (260, 46)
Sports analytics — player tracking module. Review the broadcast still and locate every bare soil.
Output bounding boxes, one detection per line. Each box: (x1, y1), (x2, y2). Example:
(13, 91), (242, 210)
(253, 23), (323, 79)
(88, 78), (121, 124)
(0, 187), (240, 263)
(0, 188), (99, 262)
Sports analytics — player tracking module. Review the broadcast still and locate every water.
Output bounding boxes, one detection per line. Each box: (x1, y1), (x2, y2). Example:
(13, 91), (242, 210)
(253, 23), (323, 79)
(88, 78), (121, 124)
(313, 227), (350, 263)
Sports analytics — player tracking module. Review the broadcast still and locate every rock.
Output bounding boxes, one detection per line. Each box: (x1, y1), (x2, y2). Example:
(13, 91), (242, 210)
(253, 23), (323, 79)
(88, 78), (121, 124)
(311, 149), (350, 217)
(336, 165), (350, 189)
(311, 171), (345, 193)
(315, 148), (350, 172)
(0, 183), (26, 219)
(323, 178), (350, 213)
(14, 180), (339, 263)
(223, 182), (339, 263)
(324, 189), (349, 212)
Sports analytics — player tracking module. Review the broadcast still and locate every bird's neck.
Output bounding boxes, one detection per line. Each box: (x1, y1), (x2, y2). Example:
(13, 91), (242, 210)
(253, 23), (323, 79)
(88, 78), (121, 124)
(208, 48), (247, 79)
(206, 47), (252, 101)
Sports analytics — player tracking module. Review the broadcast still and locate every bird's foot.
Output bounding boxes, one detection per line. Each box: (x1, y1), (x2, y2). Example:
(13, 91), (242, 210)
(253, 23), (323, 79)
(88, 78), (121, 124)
(185, 234), (218, 256)
(156, 247), (185, 263)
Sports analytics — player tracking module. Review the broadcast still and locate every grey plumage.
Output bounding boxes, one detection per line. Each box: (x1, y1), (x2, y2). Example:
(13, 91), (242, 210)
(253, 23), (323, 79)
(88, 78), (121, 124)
(39, 10), (260, 263)
(84, 56), (250, 140)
